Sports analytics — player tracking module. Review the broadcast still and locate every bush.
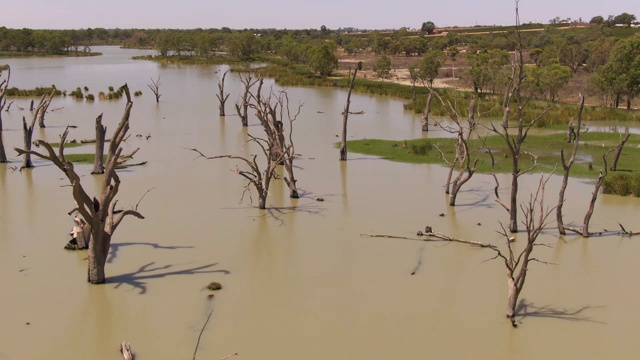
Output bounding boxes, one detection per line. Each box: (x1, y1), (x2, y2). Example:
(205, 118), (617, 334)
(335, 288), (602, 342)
(85, 93), (95, 101)
(603, 173), (640, 197)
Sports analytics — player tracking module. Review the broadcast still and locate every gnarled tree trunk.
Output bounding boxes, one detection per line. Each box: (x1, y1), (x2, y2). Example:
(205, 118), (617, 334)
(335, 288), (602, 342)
(15, 85), (144, 284)
(37, 89), (55, 128)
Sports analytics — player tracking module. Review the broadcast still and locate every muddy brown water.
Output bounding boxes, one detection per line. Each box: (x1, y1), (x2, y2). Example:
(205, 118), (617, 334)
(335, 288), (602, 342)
(2, 47), (640, 360)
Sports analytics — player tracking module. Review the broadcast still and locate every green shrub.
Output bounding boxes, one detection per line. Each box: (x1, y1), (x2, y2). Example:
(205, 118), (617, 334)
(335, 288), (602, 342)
(409, 141), (434, 155)
(85, 93), (95, 101)
(604, 173), (640, 197)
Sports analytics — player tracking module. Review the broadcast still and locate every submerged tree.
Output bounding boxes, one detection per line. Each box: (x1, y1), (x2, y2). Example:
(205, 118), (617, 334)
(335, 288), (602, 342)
(36, 88), (55, 128)
(0, 64), (9, 162)
(557, 95), (585, 235)
(433, 94), (480, 205)
(490, 175), (555, 327)
(216, 69), (231, 116)
(486, 1), (550, 233)
(235, 72), (260, 127)
(339, 63), (360, 161)
(148, 76), (161, 103)
(15, 85), (145, 284)
(191, 89), (301, 207)
(91, 114), (107, 174)
(20, 92), (53, 169)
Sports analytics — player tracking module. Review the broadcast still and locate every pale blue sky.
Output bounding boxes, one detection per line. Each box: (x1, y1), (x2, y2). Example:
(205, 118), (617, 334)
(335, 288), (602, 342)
(2, 0), (637, 30)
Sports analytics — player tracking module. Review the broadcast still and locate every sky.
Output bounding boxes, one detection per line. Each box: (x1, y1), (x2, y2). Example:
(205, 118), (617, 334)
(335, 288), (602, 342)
(2, 0), (637, 30)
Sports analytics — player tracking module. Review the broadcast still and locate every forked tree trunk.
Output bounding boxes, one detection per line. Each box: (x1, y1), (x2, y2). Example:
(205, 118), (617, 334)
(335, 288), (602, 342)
(37, 89), (55, 128)
(340, 67), (358, 161)
(21, 116), (35, 168)
(148, 76), (161, 103)
(610, 132), (630, 171)
(91, 114), (106, 174)
(216, 70), (230, 116)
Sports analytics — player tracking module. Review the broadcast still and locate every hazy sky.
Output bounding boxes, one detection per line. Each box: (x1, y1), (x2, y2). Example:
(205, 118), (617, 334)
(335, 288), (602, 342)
(2, 0), (637, 30)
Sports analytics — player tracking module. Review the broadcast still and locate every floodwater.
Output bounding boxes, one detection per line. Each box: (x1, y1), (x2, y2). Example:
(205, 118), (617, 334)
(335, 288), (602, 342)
(1, 47), (640, 360)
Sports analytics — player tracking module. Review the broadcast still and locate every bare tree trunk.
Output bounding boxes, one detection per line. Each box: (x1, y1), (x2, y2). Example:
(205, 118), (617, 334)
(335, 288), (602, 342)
(582, 154), (608, 237)
(340, 67), (358, 161)
(421, 90), (433, 132)
(506, 276), (518, 320)
(566, 120), (575, 143)
(609, 132), (630, 171)
(0, 132), (6, 163)
(557, 96), (584, 235)
(21, 116), (35, 168)
(91, 114), (106, 174)
(216, 70), (230, 116)
(37, 89), (55, 128)
(0, 64), (9, 132)
(148, 76), (161, 103)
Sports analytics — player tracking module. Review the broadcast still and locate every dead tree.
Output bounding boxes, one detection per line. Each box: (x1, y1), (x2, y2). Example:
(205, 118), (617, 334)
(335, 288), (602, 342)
(433, 93), (480, 205)
(563, 151), (612, 237)
(191, 90), (297, 208)
(485, 2), (550, 233)
(216, 69), (231, 116)
(421, 89), (433, 132)
(489, 174), (555, 327)
(566, 120), (576, 143)
(91, 114), (107, 174)
(148, 76), (161, 103)
(340, 63), (360, 161)
(0, 64), (9, 132)
(271, 92), (302, 198)
(557, 95), (585, 235)
(37, 88), (55, 128)
(15, 85), (145, 284)
(235, 72), (260, 127)
(20, 93), (51, 169)
(609, 131), (630, 171)
(0, 64), (9, 162)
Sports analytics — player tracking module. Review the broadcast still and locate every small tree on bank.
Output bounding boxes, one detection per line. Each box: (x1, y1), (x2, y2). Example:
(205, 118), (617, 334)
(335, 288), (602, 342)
(15, 85), (144, 284)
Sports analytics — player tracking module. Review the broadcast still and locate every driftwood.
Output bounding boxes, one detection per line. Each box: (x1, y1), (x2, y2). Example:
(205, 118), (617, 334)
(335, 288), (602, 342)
(120, 342), (134, 360)
(618, 223), (640, 236)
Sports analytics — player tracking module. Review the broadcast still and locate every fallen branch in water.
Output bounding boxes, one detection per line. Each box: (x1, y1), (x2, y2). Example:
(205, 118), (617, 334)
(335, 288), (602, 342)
(361, 232), (497, 249)
(619, 223), (640, 236)
(193, 308), (214, 360)
(221, 352), (240, 360)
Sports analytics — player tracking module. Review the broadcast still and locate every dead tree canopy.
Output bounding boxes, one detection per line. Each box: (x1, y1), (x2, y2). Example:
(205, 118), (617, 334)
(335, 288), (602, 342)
(37, 88), (55, 128)
(190, 88), (301, 207)
(15, 84), (145, 284)
(148, 76), (161, 103)
(235, 72), (260, 127)
(20, 93), (53, 169)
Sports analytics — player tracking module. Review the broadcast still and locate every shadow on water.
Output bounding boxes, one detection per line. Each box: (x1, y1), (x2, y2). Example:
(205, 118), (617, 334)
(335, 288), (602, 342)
(108, 261), (230, 295)
(256, 203), (326, 226)
(108, 241), (194, 263)
(515, 298), (606, 325)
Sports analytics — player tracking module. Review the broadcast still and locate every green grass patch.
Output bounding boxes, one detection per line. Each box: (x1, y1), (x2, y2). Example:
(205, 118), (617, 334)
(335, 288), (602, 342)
(63, 153), (98, 163)
(347, 131), (640, 180)
(48, 142), (86, 148)
(604, 173), (640, 196)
